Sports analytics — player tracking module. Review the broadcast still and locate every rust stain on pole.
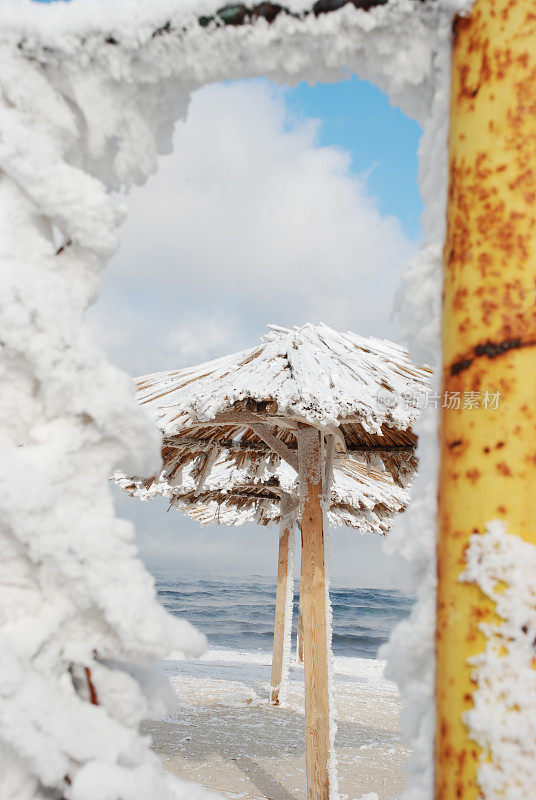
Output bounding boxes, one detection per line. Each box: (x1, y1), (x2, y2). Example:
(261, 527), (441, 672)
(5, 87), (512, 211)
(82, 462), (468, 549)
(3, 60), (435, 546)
(437, 0), (536, 798)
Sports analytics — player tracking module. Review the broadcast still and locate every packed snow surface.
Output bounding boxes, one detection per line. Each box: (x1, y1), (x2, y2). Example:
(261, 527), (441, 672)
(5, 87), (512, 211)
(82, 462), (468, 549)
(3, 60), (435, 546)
(148, 648), (408, 800)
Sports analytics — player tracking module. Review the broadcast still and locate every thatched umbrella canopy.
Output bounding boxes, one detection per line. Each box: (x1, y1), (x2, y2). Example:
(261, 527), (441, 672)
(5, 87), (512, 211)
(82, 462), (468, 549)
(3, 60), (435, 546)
(134, 323), (425, 482)
(123, 323), (429, 800)
(118, 453), (408, 531)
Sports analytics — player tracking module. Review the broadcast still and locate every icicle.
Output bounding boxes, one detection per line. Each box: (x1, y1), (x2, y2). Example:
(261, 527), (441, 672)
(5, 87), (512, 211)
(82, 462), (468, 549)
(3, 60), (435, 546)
(296, 586), (304, 665)
(194, 448), (218, 496)
(322, 432), (335, 505)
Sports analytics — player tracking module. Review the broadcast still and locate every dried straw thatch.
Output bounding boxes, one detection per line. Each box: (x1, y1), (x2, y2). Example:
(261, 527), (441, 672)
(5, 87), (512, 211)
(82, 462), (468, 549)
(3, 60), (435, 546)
(131, 323), (430, 488)
(116, 323), (430, 535)
(116, 454), (409, 534)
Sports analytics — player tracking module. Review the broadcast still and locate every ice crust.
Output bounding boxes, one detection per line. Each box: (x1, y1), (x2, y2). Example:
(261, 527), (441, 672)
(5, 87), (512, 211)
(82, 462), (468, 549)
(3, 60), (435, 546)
(0, 0), (481, 798)
(278, 523), (296, 707)
(136, 323), (429, 435)
(115, 452), (409, 534)
(461, 522), (536, 800)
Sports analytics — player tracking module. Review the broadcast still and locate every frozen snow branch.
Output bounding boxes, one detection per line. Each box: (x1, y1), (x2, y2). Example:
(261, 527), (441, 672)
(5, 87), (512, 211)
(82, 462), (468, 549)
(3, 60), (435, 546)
(194, 449), (219, 495)
(118, 447), (408, 534)
(11, 0), (431, 62)
(197, 0), (426, 29)
(460, 521), (536, 800)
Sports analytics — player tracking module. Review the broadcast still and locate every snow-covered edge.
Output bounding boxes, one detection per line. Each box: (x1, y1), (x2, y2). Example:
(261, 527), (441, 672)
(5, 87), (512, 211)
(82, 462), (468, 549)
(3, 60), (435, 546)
(380, 4), (474, 800)
(460, 521), (536, 800)
(278, 526), (297, 706)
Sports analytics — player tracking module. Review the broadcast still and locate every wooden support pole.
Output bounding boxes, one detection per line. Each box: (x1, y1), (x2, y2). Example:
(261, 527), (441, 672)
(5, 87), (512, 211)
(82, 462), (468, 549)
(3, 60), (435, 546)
(297, 592), (304, 665)
(249, 422), (299, 472)
(298, 424), (333, 800)
(270, 523), (292, 705)
(297, 527), (304, 664)
(437, 2), (536, 798)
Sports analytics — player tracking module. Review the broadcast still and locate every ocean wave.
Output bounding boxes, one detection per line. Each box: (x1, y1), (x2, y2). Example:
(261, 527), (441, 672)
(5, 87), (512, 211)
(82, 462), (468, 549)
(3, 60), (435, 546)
(151, 573), (413, 659)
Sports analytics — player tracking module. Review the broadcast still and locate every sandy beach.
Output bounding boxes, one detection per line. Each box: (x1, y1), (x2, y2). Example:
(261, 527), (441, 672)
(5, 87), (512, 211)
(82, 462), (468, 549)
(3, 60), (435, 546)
(143, 649), (410, 800)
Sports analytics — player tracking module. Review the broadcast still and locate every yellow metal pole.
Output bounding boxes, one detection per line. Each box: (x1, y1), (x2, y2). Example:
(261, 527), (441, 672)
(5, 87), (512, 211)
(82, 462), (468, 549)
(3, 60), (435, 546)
(437, 2), (536, 798)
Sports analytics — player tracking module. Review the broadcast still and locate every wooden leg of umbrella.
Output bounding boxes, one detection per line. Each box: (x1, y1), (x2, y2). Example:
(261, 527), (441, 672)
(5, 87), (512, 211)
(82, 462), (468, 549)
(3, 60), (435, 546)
(298, 424), (332, 800)
(297, 590), (304, 665)
(270, 523), (291, 705)
(296, 523), (304, 664)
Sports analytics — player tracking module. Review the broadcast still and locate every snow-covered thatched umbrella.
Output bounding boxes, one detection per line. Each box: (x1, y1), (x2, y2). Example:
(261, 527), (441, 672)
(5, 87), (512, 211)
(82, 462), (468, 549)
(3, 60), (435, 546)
(118, 452), (408, 705)
(125, 323), (429, 800)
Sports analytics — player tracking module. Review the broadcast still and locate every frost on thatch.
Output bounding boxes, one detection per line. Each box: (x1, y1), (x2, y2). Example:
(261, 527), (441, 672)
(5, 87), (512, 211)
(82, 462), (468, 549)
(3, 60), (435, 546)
(117, 323), (428, 536)
(117, 454), (408, 533)
(138, 323), (428, 431)
(132, 323), (430, 489)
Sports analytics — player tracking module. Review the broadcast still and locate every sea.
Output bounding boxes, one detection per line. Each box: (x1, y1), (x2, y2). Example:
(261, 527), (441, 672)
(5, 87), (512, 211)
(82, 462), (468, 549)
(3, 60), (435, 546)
(150, 566), (414, 659)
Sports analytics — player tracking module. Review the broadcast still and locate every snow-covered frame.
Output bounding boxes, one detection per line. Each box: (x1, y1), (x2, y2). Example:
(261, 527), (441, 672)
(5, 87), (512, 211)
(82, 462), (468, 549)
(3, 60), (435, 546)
(0, 1), (468, 799)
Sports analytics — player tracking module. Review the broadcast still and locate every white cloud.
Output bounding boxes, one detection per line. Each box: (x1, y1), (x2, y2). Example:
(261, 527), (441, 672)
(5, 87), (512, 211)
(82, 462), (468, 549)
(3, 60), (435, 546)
(90, 78), (414, 377)
(163, 316), (240, 364)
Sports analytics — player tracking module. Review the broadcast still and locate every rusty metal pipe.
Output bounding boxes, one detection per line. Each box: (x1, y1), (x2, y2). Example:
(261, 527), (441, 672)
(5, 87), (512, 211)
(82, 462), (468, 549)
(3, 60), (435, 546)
(436, 1), (536, 797)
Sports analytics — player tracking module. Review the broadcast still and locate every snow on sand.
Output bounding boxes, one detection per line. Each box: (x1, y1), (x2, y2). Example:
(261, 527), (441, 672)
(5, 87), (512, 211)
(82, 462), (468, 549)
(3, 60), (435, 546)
(143, 649), (410, 800)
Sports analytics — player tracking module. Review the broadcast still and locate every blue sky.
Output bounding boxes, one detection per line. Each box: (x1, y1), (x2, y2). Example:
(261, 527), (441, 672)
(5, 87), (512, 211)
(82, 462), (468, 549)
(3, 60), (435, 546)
(282, 77), (422, 239)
